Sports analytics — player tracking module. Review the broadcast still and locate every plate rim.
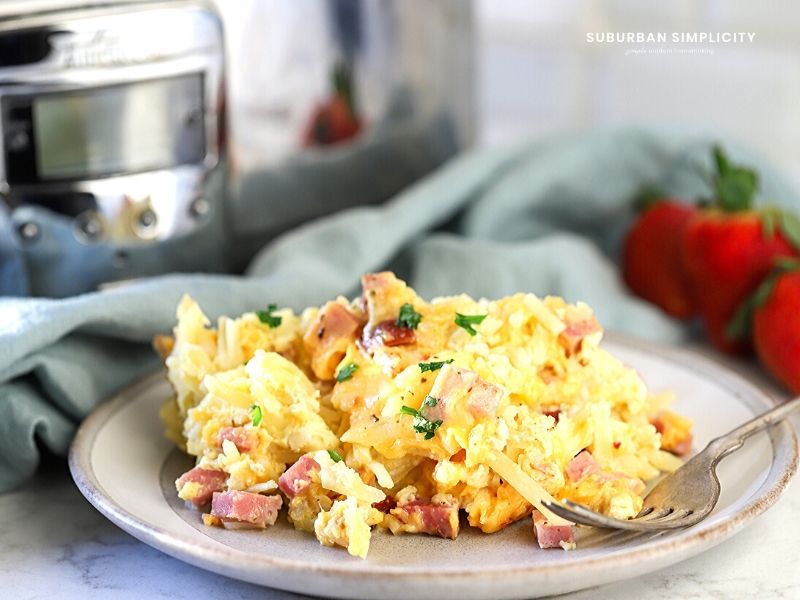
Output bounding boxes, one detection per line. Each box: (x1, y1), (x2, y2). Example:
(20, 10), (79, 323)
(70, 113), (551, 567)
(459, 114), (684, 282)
(68, 333), (799, 585)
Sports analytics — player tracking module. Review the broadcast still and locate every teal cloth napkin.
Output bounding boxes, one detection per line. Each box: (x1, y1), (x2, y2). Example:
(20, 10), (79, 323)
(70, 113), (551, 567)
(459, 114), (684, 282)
(1, 127), (797, 492)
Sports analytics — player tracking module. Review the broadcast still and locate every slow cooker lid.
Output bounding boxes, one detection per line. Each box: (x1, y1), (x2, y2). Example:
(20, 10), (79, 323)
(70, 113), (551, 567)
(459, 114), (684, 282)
(0, 0), (197, 21)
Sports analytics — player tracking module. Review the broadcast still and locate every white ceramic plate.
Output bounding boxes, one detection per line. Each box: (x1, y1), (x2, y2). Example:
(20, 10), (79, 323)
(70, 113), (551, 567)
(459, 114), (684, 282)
(69, 336), (798, 599)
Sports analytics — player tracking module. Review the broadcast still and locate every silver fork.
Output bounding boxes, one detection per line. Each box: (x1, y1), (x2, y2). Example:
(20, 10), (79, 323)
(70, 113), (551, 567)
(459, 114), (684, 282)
(542, 395), (800, 531)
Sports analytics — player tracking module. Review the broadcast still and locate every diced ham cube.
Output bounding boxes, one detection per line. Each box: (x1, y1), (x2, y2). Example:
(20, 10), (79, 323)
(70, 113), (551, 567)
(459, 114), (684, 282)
(371, 495), (398, 514)
(558, 307), (602, 355)
(410, 501), (459, 539)
(278, 454), (320, 498)
(670, 435), (693, 456)
(211, 490), (283, 528)
(361, 272), (408, 327)
(390, 498), (460, 539)
(466, 378), (503, 418)
(361, 319), (417, 352)
(176, 467), (227, 508)
(217, 427), (258, 453)
(421, 364), (503, 422)
(303, 301), (363, 380)
(566, 450), (600, 482)
(532, 509), (575, 549)
(359, 272), (419, 352)
(652, 415), (694, 456)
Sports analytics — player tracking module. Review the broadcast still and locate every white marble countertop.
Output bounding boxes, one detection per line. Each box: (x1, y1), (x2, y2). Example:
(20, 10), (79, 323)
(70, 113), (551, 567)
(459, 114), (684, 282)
(1, 347), (798, 600)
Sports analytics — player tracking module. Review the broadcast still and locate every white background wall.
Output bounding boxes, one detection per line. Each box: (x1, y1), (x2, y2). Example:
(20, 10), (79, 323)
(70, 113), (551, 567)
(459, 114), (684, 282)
(476, 0), (800, 188)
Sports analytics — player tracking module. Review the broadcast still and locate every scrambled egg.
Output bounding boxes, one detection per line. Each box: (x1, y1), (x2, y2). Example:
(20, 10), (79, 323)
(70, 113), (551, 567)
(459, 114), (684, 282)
(161, 272), (691, 558)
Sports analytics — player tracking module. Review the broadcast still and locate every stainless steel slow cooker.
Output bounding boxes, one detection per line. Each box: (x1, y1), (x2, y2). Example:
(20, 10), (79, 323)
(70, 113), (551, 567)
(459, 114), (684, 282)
(0, 0), (474, 297)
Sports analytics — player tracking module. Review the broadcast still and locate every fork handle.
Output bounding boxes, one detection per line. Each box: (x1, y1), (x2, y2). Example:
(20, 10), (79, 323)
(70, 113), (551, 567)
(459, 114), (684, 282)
(708, 395), (800, 460)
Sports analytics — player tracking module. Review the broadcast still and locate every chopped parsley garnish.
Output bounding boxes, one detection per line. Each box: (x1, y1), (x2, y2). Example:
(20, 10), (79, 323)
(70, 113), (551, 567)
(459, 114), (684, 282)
(396, 303), (422, 329)
(422, 394), (439, 409)
(454, 312), (487, 336)
(256, 304), (282, 328)
(249, 404), (263, 427)
(336, 362), (359, 382)
(327, 449), (343, 463)
(419, 358), (454, 373)
(414, 415), (443, 440)
(400, 396), (442, 440)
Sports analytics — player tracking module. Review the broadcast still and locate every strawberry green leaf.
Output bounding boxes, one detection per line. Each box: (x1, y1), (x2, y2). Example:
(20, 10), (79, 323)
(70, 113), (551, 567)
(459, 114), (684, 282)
(762, 211), (776, 239)
(332, 62), (357, 115)
(713, 145), (731, 175)
(752, 272), (782, 306)
(634, 186), (666, 213)
(726, 297), (757, 341)
(726, 274), (779, 341)
(696, 197), (713, 208)
(715, 168), (758, 212)
(779, 212), (800, 252)
(726, 258), (800, 340)
(711, 145), (759, 213)
(774, 256), (800, 271)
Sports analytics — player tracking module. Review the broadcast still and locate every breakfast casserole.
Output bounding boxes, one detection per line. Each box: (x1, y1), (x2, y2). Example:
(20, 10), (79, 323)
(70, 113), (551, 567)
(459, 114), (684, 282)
(157, 272), (692, 558)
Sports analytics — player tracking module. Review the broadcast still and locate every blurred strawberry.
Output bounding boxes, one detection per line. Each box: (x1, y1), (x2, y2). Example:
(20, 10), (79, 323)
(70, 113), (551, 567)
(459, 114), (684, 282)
(681, 146), (800, 354)
(622, 195), (697, 318)
(748, 259), (800, 393)
(683, 212), (799, 353)
(303, 63), (362, 146)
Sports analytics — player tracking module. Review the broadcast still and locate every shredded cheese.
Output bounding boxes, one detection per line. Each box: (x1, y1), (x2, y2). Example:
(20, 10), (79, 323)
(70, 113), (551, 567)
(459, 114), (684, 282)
(369, 461), (395, 489)
(487, 452), (571, 526)
(524, 295), (565, 335)
(245, 481), (278, 494)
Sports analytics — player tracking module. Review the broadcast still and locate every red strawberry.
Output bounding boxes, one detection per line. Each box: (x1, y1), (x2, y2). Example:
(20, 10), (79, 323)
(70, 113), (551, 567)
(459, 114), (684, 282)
(680, 146), (800, 354)
(752, 261), (800, 393)
(303, 96), (361, 146)
(622, 200), (698, 318)
(303, 63), (362, 146)
(682, 211), (798, 353)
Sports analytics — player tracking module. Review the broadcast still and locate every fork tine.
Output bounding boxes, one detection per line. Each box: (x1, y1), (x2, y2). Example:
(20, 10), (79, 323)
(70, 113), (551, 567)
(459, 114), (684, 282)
(650, 508), (695, 523)
(637, 507), (674, 521)
(542, 500), (624, 529)
(542, 500), (696, 531)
